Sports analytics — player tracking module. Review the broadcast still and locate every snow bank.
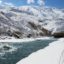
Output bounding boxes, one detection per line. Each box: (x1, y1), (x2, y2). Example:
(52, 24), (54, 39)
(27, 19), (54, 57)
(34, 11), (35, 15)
(0, 38), (35, 43)
(0, 37), (53, 43)
(16, 38), (64, 64)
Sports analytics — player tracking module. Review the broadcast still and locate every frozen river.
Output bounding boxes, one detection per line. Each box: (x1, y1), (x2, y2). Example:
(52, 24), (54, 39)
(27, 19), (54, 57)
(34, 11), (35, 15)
(0, 39), (55, 64)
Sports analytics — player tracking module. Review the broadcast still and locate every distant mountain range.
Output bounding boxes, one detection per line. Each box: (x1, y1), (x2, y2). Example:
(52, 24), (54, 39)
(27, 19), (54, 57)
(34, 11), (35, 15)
(0, 5), (64, 39)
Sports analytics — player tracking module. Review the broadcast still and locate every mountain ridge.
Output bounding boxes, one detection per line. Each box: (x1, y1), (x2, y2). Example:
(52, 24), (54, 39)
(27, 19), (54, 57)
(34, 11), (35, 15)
(0, 5), (64, 38)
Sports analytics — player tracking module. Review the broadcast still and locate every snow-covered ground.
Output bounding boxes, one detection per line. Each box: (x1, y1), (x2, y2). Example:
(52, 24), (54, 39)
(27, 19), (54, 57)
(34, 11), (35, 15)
(17, 38), (64, 64)
(0, 37), (54, 43)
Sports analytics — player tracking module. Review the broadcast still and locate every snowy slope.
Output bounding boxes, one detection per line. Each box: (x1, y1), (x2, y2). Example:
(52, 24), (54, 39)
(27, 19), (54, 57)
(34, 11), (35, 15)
(0, 5), (64, 38)
(18, 6), (64, 34)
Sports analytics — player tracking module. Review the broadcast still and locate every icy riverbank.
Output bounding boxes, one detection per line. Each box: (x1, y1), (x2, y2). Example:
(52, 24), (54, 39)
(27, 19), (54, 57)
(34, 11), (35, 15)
(17, 38), (64, 64)
(0, 37), (55, 43)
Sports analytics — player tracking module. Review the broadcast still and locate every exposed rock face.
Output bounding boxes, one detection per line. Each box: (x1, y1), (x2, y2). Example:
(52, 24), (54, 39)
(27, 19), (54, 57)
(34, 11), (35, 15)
(52, 32), (64, 38)
(28, 22), (38, 30)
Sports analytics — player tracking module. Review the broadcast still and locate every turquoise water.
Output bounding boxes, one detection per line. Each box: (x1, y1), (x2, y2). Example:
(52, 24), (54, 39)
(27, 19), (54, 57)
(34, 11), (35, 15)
(0, 39), (55, 64)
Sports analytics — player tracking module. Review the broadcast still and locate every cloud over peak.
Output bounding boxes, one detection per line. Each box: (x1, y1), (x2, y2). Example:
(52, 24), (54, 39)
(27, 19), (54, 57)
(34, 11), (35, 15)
(27, 0), (45, 6)
(0, 0), (2, 4)
(0, 0), (15, 7)
(37, 0), (45, 6)
(4, 2), (15, 7)
(27, 0), (35, 4)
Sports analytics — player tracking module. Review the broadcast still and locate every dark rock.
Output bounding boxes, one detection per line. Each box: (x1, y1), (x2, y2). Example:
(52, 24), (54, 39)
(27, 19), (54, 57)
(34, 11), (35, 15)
(41, 28), (51, 36)
(38, 19), (43, 22)
(27, 34), (32, 38)
(52, 32), (64, 38)
(12, 31), (22, 38)
(28, 22), (37, 30)
(39, 32), (44, 36)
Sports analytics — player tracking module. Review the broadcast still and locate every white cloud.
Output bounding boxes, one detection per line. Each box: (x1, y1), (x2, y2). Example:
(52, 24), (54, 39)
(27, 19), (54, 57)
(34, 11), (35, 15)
(4, 2), (15, 7)
(37, 0), (45, 6)
(27, 0), (45, 6)
(0, 0), (15, 7)
(0, 0), (2, 4)
(27, 0), (35, 4)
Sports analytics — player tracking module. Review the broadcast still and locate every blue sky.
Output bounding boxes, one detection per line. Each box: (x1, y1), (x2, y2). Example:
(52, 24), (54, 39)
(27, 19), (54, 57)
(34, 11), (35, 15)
(0, 0), (64, 8)
(45, 0), (64, 8)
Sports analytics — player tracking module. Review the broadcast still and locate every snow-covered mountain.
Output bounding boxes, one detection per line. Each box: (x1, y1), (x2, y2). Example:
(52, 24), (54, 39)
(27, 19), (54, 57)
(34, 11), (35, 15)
(0, 5), (64, 38)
